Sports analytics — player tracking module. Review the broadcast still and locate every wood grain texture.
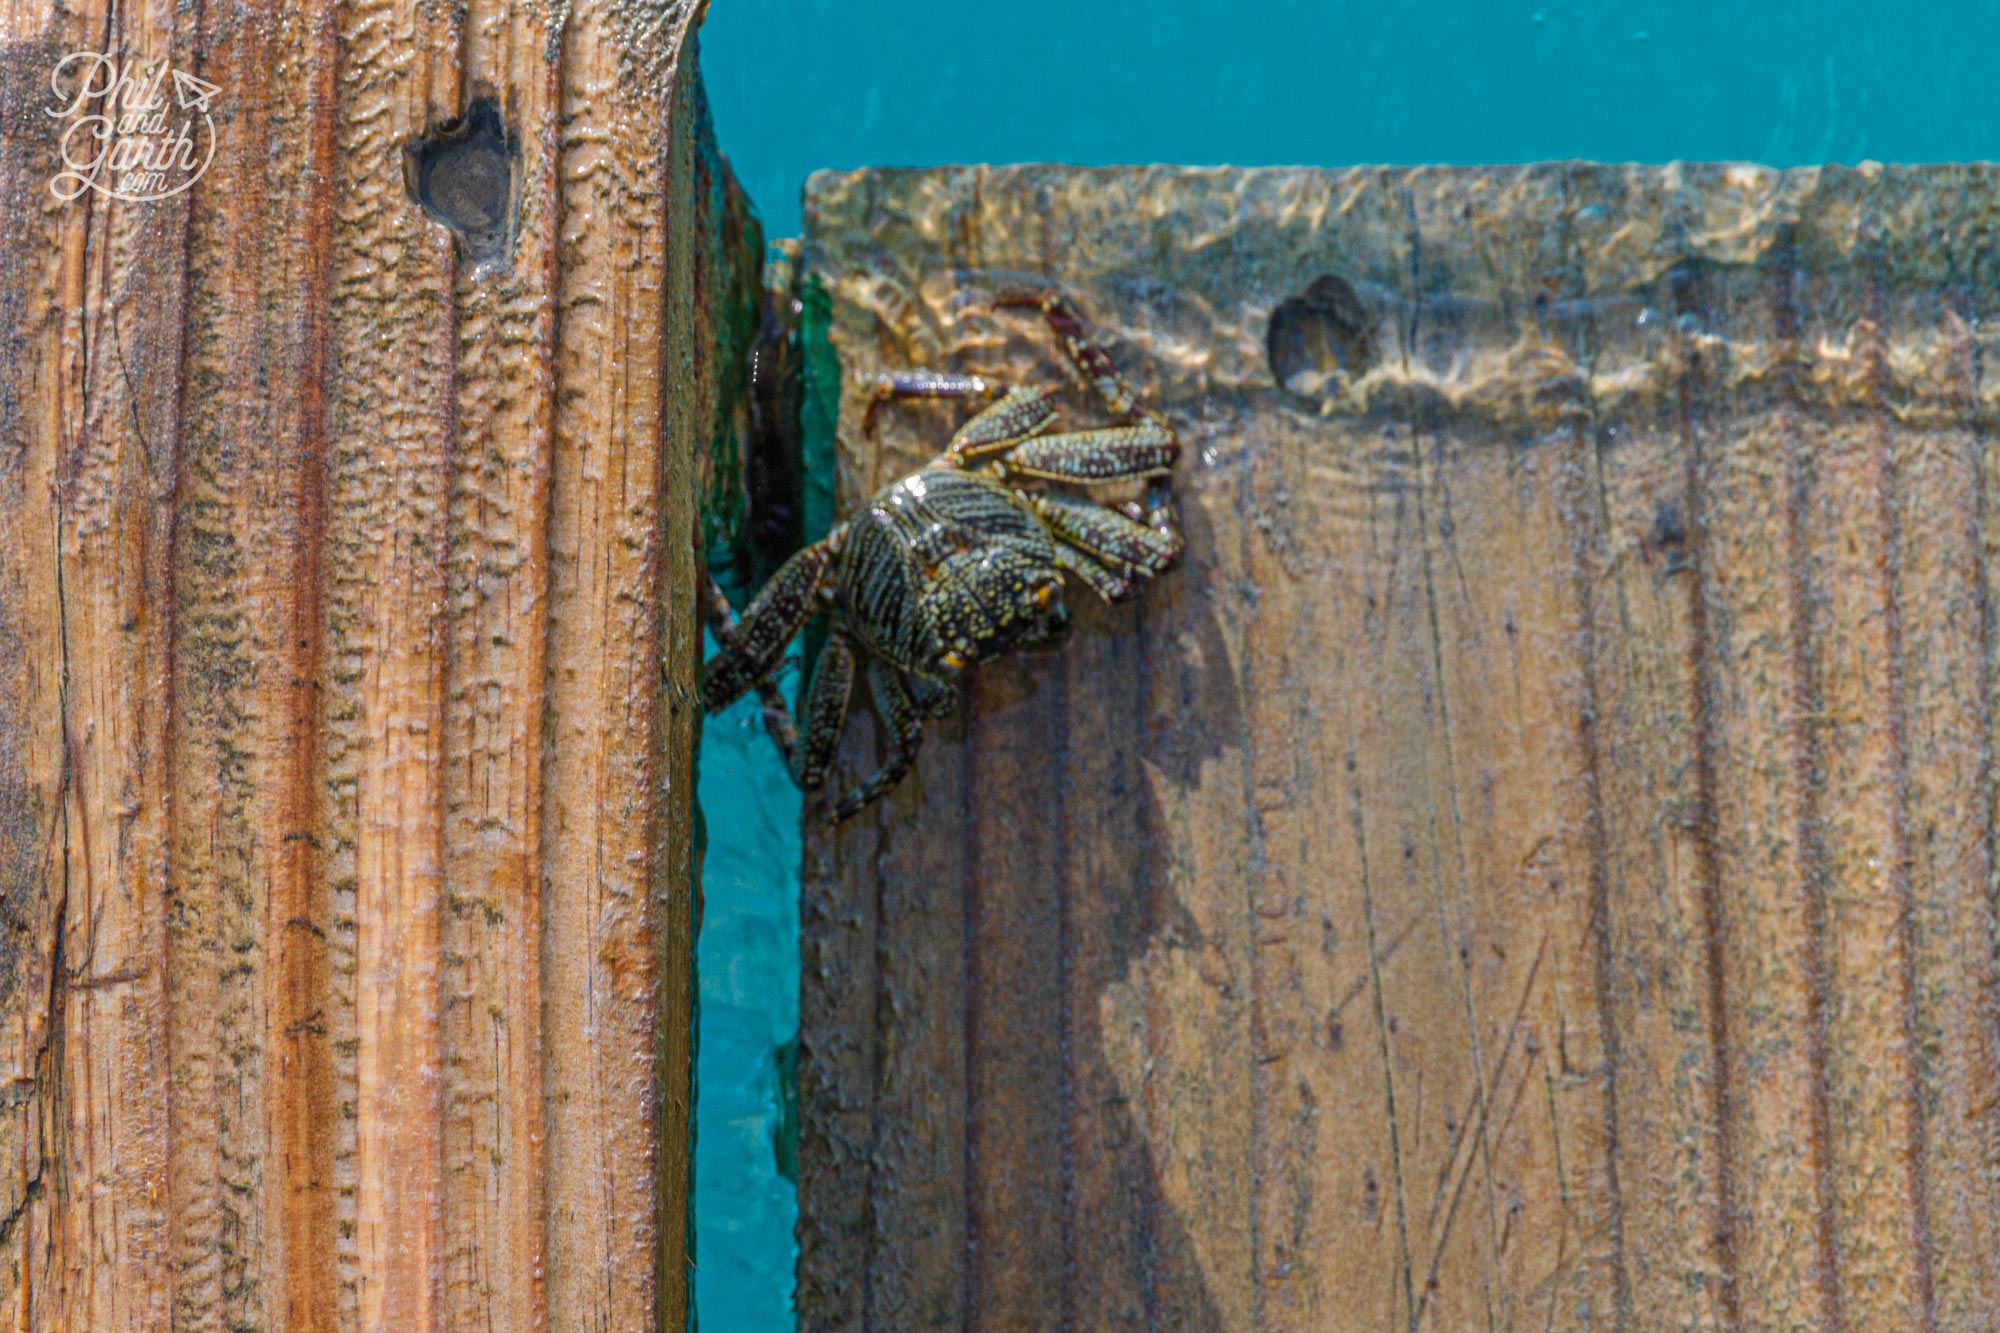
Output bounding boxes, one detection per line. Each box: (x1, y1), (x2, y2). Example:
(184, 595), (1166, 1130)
(0, 0), (735, 1325)
(797, 163), (2000, 1331)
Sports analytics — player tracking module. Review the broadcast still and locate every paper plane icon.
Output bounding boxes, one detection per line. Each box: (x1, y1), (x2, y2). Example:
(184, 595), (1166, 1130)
(172, 69), (219, 112)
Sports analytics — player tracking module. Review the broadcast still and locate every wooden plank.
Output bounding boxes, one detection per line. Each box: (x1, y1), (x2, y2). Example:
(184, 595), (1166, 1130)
(961, 662), (1069, 1327)
(798, 162), (2000, 1329)
(1059, 602), (1155, 1329)
(1916, 258), (2000, 1330)
(172, 1), (341, 1327)
(872, 672), (970, 1326)
(1800, 257), (1931, 1328)
(1551, 169), (1733, 1333)
(0, 3), (189, 1330)
(322, 0), (460, 1322)
(797, 737), (883, 1331)
(436, 0), (560, 1325)
(523, 0), (716, 1322)
(0, 0), (732, 1324)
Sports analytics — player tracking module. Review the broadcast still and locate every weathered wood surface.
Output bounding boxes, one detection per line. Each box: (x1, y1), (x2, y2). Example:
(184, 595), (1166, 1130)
(798, 163), (2000, 1330)
(0, 0), (736, 1325)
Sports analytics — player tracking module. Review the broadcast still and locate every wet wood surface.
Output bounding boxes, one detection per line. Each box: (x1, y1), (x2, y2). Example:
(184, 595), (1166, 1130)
(798, 163), (2000, 1330)
(0, 0), (732, 1325)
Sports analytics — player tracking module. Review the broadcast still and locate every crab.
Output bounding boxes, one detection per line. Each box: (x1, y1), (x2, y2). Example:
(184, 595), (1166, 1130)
(702, 291), (1181, 820)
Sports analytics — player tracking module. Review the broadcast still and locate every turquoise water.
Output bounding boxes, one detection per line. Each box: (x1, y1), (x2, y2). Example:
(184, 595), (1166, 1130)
(691, 3), (2000, 1325)
(694, 631), (801, 1332)
(706, 0), (2000, 241)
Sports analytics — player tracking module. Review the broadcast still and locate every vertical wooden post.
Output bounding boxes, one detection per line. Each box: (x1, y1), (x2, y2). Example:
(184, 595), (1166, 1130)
(799, 162), (2000, 1331)
(0, 0), (741, 1325)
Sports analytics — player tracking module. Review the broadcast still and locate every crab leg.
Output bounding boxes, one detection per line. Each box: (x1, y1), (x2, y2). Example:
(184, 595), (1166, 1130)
(1135, 476), (1181, 559)
(992, 288), (1186, 570)
(1031, 491), (1182, 575)
(793, 626), (857, 792)
(701, 529), (843, 711)
(1000, 420), (1178, 483)
(702, 577), (801, 760)
(907, 669), (959, 719)
(945, 384), (1059, 461)
(1051, 541), (1134, 603)
(832, 657), (928, 821)
(863, 368), (995, 433)
(998, 289), (1165, 428)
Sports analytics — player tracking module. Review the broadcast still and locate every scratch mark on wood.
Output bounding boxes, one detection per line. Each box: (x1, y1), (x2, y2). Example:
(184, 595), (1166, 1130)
(1355, 770), (1421, 1333)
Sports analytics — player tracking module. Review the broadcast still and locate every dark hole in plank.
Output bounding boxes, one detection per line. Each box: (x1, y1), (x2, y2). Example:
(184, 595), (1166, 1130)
(1267, 273), (1380, 409)
(404, 96), (518, 274)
